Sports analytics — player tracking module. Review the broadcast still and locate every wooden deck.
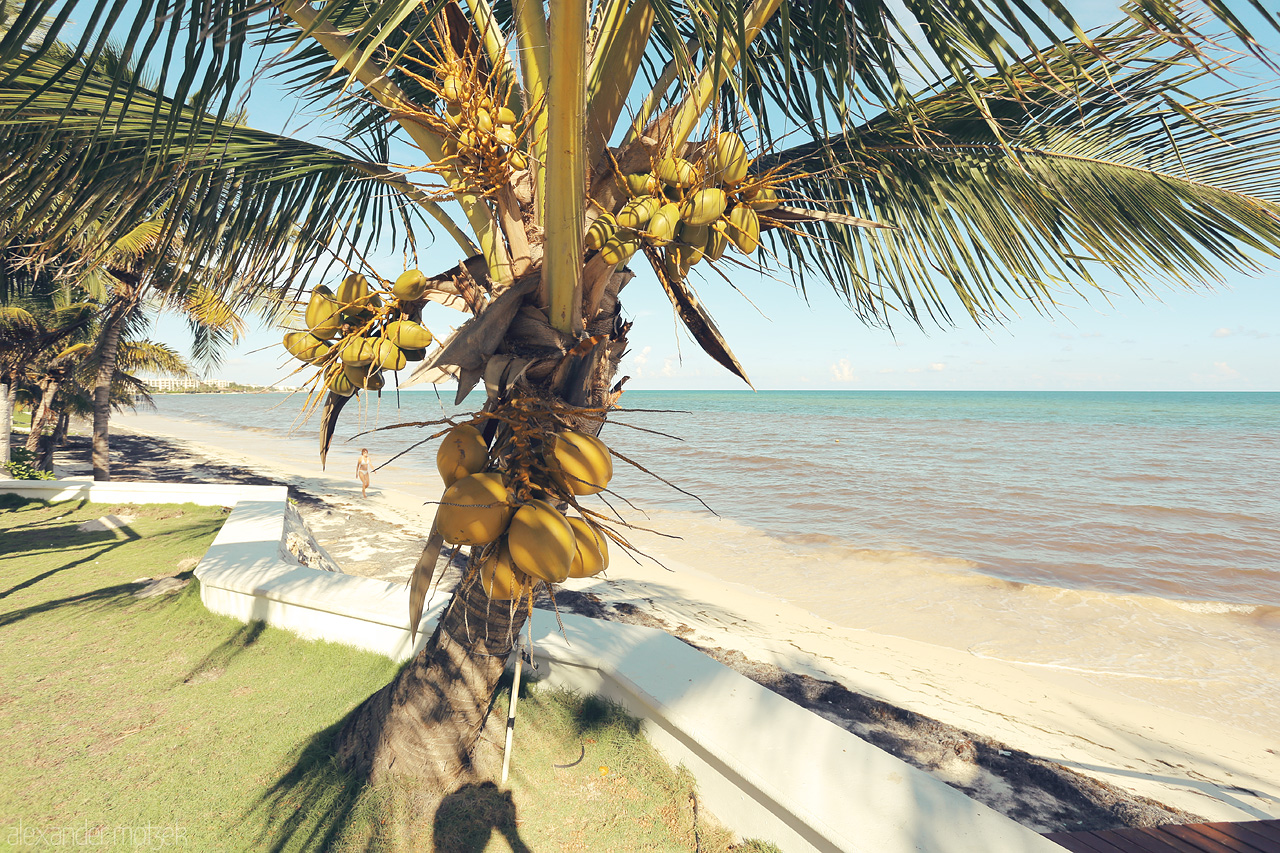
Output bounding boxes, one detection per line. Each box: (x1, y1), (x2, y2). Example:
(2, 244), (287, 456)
(1045, 819), (1280, 853)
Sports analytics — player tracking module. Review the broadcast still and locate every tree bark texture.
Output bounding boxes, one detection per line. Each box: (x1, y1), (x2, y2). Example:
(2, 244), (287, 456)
(25, 378), (58, 452)
(92, 297), (132, 481)
(333, 268), (632, 784)
(0, 381), (12, 468)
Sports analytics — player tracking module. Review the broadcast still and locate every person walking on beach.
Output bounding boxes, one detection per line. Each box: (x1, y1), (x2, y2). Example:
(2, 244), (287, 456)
(355, 448), (373, 498)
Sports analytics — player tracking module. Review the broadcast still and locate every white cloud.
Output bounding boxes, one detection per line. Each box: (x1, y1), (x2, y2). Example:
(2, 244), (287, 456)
(877, 368), (895, 374)
(929, 362), (946, 372)
(660, 357), (677, 377)
(1214, 361), (1240, 378)
(633, 346), (651, 367)
(1213, 326), (1271, 339)
(906, 367), (923, 374)
(829, 358), (856, 383)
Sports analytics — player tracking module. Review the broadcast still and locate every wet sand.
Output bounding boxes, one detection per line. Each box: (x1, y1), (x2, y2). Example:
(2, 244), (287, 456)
(41, 413), (1280, 832)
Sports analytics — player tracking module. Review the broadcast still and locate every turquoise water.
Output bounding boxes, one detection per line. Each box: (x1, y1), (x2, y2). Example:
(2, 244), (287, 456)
(148, 389), (1280, 607)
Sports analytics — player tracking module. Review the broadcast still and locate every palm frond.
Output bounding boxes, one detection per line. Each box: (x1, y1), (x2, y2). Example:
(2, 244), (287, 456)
(0, 47), (451, 293)
(747, 16), (1280, 328)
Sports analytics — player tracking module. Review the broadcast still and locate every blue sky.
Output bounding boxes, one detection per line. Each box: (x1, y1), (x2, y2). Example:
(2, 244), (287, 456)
(143, 2), (1280, 391)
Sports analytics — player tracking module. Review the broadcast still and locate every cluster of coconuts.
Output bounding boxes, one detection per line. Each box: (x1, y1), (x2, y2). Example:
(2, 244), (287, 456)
(435, 424), (614, 600)
(434, 59), (526, 174)
(282, 270), (436, 396)
(588, 131), (781, 278)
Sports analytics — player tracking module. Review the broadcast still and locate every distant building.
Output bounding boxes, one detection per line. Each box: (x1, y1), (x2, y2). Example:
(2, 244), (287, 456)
(143, 377), (233, 392)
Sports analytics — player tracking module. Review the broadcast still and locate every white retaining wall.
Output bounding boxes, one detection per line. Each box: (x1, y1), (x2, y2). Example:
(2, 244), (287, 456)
(3, 478), (1062, 853)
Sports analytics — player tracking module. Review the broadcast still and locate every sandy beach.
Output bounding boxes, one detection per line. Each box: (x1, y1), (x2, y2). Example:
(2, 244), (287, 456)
(51, 408), (1280, 832)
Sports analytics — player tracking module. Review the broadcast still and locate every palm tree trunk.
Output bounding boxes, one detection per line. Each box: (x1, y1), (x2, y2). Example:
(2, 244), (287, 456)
(0, 379), (12, 469)
(53, 409), (71, 446)
(333, 269), (631, 784)
(92, 297), (132, 481)
(25, 378), (58, 453)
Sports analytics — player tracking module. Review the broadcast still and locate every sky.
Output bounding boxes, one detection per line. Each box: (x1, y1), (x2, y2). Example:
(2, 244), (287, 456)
(141, 1), (1280, 392)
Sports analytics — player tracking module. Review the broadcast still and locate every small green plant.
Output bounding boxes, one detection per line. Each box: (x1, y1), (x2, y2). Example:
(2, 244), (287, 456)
(3, 447), (55, 480)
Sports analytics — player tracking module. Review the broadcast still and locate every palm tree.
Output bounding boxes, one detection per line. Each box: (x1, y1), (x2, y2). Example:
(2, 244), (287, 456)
(7, 0), (1280, 785)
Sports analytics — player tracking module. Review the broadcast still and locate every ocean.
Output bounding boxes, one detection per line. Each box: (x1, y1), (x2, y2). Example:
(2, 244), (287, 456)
(143, 389), (1280, 729)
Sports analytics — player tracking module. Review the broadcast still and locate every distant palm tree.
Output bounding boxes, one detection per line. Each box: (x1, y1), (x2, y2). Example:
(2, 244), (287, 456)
(6, 0), (1280, 784)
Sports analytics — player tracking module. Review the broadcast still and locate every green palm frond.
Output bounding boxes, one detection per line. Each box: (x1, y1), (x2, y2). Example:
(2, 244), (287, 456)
(749, 17), (1280, 328)
(0, 47), (454, 289)
(115, 339), (190, 377)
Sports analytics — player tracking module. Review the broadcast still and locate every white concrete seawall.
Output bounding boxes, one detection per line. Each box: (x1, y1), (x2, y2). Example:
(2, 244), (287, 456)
(4, 478), (1063, 853)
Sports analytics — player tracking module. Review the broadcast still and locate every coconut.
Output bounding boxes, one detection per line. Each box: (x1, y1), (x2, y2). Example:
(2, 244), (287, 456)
(616, 195), (660, 230)
(283, 331), (329, 363)
(601, 233), (641, 266)
(436, 473), (513, 546)
(335, 273), (370, 305)
(304, 286), (343, 339)
(681, 188), (727, 227)
(709, 131), (749, 185)
(385, 319), (433, 350)
(436, 424), (489, 487)
(567, 517), (609, 578)
(338, 336), (375, 367)
(656, 157), (698, 187)
(585, 214), (616, 251)
(374, 338), (407, 371)
(480, 542), (525, 600)
(507, 499), (575, 584)
(392, 269), (429, 300)
(646, 203), (682, 245)
(545, 431), (612, 495)
(727, 205), (761, 254)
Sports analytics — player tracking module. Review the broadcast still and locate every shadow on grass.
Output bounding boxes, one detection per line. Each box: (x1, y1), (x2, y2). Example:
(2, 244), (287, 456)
(0, 579), (141, 628)
(241, 719), (367, 853)
(433, 782), (532, 853)
(180, 619), (267, 685)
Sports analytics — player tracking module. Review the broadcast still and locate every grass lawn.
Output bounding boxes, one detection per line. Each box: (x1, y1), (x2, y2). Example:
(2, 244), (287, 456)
(0, 495), (775, 852)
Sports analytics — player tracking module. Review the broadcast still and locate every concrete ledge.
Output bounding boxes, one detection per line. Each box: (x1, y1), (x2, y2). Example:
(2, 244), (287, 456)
(0, 478), (438, 659)
(3, 478), (1061, 853)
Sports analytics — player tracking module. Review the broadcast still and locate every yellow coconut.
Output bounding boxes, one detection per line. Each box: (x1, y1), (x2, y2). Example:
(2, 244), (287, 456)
(726, 205), (761, 255)
(495, 106), (518, 125)
(681, 188), (727, 227)
(480, 542), (525, 600)
(436, 424), (489, 487)
(704, 226), (729, 261)
(304, 286), (343, 339)
(600, 233), (641, 266)
(374, 338), (408, 371)
(624, 172), (658, 196)
(567, 517), (609, 578)
(437, 473), (513, 546)
(335, 273), (370, 305)
(385, 320), (433, 349)
(338, 336), (376, 367)
(545, 431), (612, 495)
(325, 365), (357, 397)
(494, 126), (519, 148)
(283, 331), (329, 363)
(615, 195), (660, 230)
(392, 269), (429, 300)
(507, 499), (574, 584)
(585, 214), (616, 251)
(656, 156), (698, 187)
(744, 185), (780, 211)
(342, 363), (383, 391)
(646, 203), (682, 245)
(709, 131), (749, 185)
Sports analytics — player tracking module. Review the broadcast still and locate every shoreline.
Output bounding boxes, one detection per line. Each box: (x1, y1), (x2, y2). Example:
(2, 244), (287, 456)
(43, 412), (1280, 831)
